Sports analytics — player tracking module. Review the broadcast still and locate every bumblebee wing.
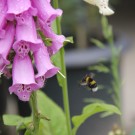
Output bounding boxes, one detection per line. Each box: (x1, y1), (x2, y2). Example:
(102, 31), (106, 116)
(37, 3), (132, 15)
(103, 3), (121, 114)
(80, 81), (87, 86)
(89, 73), (95, 78)
(91, 87), (98, 92)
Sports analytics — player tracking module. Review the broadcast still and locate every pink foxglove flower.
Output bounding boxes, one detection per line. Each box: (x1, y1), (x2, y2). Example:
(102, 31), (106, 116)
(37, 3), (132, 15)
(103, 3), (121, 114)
(38, 19), (65, 55)
(6, 0), (37, 21)
(13, 12), (42, 58)
(0, 0), (64, 101)
(9, 55), (39, 101)
(0, 22), (15, 73)
(31, 0), (62, 23)
(34, 44), (59, 87)
(0, 0), (7, 38)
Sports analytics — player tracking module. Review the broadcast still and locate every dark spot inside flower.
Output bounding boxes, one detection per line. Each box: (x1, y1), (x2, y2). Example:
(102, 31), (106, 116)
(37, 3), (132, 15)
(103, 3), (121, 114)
(18, 89), (21, 93)
(22, 84), (25, 91)
(47, 20), (51, 27)
(26, 87), (31, 92)
(16, 14), (21, 18)
(41, 76), (45, 81)
(21, 18), (24, 22)
(25, 45), (27, 49)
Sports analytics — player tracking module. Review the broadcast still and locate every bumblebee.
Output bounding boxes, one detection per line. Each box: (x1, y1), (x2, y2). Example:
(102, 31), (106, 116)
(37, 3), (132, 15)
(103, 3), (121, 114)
(80, 73), (98, 92)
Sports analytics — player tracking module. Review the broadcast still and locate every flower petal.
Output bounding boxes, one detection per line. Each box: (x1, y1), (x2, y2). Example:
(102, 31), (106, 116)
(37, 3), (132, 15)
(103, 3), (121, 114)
(9, 55), (39, 101)
(0, 0), (7, 38)
(6, 0), (37, 20)
(0, 22), (15, 72)
(31, 0), (62, 23)
(83, 0), (114, 16)
(13, 13), (42, 58)
(34, 44), (59, 87)
(38, 19), (65, 55)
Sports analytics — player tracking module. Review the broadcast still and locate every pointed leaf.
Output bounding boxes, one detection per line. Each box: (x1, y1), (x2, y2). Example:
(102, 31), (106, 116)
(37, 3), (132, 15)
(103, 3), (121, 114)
(88, 64), (110, 73)
(72, 103), (121, 135)
(51, 51), (65, 87)
(100, 111), (114, 118)
(3, 114), (32, 130)
(83, 98), (105, 104)
(64, 36), (74, 45)
(91, 38), (105, 48)
(101, 16), (113, 40)
(37, 91), (68, 135)
(3, 115), (23, 126)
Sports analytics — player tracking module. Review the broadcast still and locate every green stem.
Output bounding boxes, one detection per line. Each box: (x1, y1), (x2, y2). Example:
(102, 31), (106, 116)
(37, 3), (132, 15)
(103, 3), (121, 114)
(53, 1), (72, 135)
(30, 92), (40, 135)
(61, 48), (72, 135)
(107, 27), (121, 111)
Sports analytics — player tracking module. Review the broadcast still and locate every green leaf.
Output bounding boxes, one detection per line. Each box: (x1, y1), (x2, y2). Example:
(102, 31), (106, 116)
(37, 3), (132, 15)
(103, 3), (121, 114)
(72, 103), (121, 135)
(88, 64), (110, 73)
(101, 16), (109, 39)
(38, 120), (52, 135)
(16, 117), (32, 131)
(101, 16), (113, 40)
(100, 111), (114, 118)
(83, 98), (105, 104)
(3, 114), (32, 131)
(37, 91), (68, 135)
(3, 114), (23, 126)
(64, 36), (74, 45)
(51, 17), (58, 33)
(91, 38), (105, 49)
(24, 130), (32, 135)
(51, 51), (65, 87)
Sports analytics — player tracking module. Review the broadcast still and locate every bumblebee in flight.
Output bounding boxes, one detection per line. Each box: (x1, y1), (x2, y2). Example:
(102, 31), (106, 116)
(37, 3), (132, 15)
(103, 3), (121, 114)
(80, 73), (98, 92)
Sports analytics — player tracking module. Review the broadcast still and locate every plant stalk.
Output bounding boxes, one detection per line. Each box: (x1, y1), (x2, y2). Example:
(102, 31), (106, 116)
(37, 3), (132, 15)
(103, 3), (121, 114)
(53, 0), (72, 135)
(30, 92), (40, 135)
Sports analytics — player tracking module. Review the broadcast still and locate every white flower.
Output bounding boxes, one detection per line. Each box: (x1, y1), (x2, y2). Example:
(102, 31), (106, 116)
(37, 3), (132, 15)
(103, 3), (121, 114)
(83, 0), (114, 16)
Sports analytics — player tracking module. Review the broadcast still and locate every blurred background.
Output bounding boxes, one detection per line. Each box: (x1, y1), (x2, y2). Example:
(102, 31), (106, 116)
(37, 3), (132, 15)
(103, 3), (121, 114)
(0, 0), (135, 135)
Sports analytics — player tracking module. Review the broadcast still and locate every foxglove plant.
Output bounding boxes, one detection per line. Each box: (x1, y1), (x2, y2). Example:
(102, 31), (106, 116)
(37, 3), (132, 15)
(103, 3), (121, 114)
(0, 0), (64, 101)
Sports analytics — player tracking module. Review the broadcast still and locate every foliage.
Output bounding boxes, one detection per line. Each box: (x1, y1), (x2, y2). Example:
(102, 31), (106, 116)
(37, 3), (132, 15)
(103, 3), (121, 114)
(3, 91), (68, 135)
(89, 16), (121, 109)
(72, 103), (121, 135)
(88, 64), (110, 73)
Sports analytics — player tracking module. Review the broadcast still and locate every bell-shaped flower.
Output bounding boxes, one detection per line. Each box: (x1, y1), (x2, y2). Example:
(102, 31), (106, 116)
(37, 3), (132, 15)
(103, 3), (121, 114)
(31, 0), (62, 23)
(83, 0), (114, 16)
(13, 12), (42, 58)
(34, 43), (59, 87)
(38, 19), (65, 55)
(9, 55), (39, 101)
(6, 0), (37, 21)
(0, 0), (7, 38)
(0, 22), (15, 73)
